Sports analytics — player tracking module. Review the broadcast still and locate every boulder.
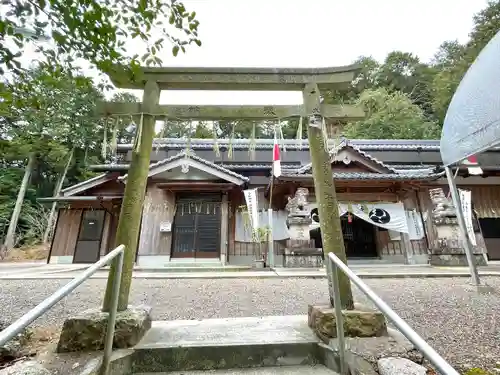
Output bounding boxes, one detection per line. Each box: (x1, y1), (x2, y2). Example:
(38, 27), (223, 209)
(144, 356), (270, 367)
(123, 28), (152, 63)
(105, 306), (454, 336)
(308, 305), (387, 343)
(378, 357), (427, 375)
(56, 305), (151, 353)
(0, 321), (32, 363)
(0, 360), (51, 375)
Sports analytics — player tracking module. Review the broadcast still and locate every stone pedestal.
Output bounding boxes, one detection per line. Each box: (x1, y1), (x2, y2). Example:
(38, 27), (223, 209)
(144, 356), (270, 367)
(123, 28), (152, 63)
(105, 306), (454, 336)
(429, 218), (486, 266)
(428, 188), (487, 267)
(286, 215), (312, 241)
(284, 241), (323, 268)
(284, 215), (322, 268)
(57, 305), (152, 353)
(308, 304), (387, 344)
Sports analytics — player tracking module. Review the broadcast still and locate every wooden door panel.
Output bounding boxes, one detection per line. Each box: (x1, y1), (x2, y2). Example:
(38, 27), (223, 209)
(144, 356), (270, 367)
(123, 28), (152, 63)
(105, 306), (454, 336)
(195, 203), (221, 258)
(171, 210), (196, 257)
(73, 210), (105, 263)
(171, 193), (222, 259)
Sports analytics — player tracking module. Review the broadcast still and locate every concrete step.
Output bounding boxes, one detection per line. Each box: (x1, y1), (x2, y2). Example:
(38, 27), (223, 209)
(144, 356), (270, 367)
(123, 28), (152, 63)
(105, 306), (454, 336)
(130, 316), (324, 373)
(135, 365), (339, 374)
(134, 263), (253, 272)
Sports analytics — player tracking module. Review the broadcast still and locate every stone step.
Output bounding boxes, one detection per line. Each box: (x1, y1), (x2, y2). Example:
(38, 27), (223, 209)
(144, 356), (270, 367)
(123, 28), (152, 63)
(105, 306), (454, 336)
(134, 365), (339, 374)
(134, 265), (253, 273)
(129, 316), (324, 373)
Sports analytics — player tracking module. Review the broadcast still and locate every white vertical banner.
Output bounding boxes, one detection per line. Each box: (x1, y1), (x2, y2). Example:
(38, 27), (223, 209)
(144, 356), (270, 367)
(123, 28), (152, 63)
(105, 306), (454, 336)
(406, 209), (424, 240)
(458, 189), (477, 246)
(243, 188), (259, 235)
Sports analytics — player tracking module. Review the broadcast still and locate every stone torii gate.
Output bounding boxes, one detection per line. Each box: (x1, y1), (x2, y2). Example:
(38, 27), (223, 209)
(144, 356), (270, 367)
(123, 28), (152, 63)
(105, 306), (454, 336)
(99, 66), (364, 311)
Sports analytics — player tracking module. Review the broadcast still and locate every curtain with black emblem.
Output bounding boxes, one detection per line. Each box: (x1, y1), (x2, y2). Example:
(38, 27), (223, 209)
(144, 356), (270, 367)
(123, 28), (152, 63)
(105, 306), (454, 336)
(308, 202), (409, 233)
(348, 203), (409, 233)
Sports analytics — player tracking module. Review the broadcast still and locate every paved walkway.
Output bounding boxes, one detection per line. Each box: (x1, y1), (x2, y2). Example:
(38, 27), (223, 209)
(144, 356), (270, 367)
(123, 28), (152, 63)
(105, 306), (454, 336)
(1, 262), (500, 279)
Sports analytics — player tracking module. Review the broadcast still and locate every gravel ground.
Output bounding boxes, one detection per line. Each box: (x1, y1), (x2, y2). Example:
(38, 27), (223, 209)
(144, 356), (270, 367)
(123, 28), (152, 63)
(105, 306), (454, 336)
(0, 277), (499, 371)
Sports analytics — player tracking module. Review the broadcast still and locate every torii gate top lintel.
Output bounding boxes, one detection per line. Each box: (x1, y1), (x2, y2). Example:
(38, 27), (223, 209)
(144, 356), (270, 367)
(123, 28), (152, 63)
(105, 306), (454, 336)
(108, 64), (361, 91)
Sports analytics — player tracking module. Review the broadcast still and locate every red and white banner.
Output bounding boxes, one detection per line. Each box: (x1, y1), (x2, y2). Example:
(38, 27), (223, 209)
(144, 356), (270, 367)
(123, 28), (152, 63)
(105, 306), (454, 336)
(461, 155), (483, 175)
(273, 131), (281, 177)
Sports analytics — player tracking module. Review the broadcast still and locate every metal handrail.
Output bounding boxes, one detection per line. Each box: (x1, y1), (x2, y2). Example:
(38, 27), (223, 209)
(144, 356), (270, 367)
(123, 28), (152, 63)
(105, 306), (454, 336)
(0, 244), (125, 375)
(327, 252), (460, 375)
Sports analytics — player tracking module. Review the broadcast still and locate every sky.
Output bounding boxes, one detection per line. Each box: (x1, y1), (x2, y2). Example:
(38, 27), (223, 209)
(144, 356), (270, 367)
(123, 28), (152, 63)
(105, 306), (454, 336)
(15, 0), (489, 105)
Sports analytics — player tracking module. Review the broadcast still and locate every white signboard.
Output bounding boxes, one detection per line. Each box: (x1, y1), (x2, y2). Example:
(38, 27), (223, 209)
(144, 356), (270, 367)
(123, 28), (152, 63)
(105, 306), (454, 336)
(159, 221), (172, 233)
(243, 188), (259, 234)
(458, 189), (477, 246)
(406, 209), (425, 240)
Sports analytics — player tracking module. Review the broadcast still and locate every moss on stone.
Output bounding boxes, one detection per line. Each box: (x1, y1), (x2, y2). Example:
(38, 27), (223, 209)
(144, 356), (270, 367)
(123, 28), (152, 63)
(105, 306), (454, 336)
(463, 369), (495, 375)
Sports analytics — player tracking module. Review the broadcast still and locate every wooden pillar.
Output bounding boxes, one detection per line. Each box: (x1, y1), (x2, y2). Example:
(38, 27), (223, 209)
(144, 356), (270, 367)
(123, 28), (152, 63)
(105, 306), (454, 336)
(220, 192), (229, 265)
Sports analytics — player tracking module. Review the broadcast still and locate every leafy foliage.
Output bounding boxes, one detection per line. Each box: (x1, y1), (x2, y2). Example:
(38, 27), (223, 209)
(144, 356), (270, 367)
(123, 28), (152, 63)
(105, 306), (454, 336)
(0, 166), (44, 247)
(344, 88), (441, 139)
(0, 0), (201, 75)
(1, 64), (105, 245)
(2, 0), (500, 248)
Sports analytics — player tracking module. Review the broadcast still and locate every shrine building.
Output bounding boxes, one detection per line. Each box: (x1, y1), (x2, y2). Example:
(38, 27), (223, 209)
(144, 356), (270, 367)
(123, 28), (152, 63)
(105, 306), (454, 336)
(40, 137), (500, 268)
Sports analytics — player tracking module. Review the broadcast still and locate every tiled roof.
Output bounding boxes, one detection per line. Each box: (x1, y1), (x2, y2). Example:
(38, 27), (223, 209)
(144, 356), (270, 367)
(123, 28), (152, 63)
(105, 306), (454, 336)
(119, 150), (250, 182)
(339, 140), (399, 173)
(297, 139), (398, 174)
(387, 164), (436, 170)
(116, 138), (445, 151)
(214, 162), (300, 170)
(281, 171), (445, 181)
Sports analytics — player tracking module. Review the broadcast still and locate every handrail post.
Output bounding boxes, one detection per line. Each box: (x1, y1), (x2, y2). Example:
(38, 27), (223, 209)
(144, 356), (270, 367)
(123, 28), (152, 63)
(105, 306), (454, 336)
(0, 245), (125, 347)
(327, 252), (460, 375)
(330, 257), (347, 375)
(100, 248), (124, 375)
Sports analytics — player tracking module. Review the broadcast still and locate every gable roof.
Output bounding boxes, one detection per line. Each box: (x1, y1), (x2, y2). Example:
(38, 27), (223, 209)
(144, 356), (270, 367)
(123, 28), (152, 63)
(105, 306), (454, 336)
(60, 173), (118, 197)
(297, 139), (398, 174)
(119, 150), (249, 186)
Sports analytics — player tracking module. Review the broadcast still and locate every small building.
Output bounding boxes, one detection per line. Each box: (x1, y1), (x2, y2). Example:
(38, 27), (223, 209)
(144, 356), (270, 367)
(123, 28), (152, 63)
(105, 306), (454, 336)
(42, 138), (500, 266)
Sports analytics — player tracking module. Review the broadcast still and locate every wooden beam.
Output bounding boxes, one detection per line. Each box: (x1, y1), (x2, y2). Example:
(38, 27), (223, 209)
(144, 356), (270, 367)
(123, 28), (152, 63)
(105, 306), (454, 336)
(107, 65), (360, 91)
(96, 102), (365, 120)
(155, 182), (235, 191)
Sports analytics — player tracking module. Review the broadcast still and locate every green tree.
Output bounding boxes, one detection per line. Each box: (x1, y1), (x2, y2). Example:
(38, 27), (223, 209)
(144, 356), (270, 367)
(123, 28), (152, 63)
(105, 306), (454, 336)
(430, 42), (470, 123)
(108, 92), (142, 146)
(157, 120), (212, 139)
(431, 1), (500, 123)
(1, 65), (105, 251)
(325, 53), (437, 120)
(344, 88), (440, 139)
(215, 119), (300, 140)
(0, 0), (201, 75)
(432, 40), (467, 68)
(468, 1), (500, 57)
